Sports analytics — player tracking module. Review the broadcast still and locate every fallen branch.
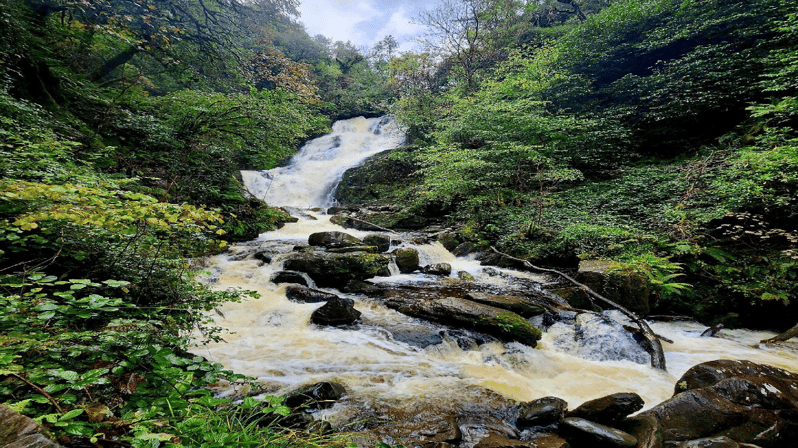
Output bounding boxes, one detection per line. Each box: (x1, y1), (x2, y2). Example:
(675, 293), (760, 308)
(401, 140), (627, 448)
(10, 373), (65, 414)
(343, 216), (397, 234)
(761, 322), (798, 344)
(491, 247), (667, 371)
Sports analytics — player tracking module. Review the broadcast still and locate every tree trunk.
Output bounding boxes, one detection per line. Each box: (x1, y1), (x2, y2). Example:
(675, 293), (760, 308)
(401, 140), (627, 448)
(90, 46), (141, 82)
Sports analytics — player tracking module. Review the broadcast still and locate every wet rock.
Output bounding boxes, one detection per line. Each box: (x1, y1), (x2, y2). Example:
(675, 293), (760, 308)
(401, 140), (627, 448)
(473, 434), (530, 448)
(0, 404), (60, 448)
(465, 292), (547, 319)
(343, 280), (385, 296)
(253, 251), (275, 264)
(566, 392), (645, 425)
(327, 245), (379, 253)
(270, 270), (309, 286)
(326, 206), (354, 215)
(672, 359), (798, 395)
(382, 416), (462, 447)
(284, 252), (390, 288)
(644, 359), (798, 447)
(458, 271), (476, 281)
(516, 396), (569, 428)
(442, 329), (499, 350)
(393, 248), (420, 273)
(672, 436), (740, 448)
(438, 233), (461, 252)
(452, 242), (476, 257)
(285, 285), (339, 303)
(576, 260), (652, 316)
(308, 231), (363, 249)
(329, 214), (386, 231)
(700, 323), (724, 338)
(558, 417), (638, 447)
(423, 263), (452, 276)
(616, 414), (660, 448)
(388, 326), (444, 348)
(284, 382), (347, 410)
(541, 311), (650, 365)
(460, 414), (521, 447)
(310, 297), (362, 326)
(525, 435), (570, 448)
(484, 269), (506, 279)
(399, 297), (542, 347)
(550, 287), (592, 310)
(363, 234), (391, 252)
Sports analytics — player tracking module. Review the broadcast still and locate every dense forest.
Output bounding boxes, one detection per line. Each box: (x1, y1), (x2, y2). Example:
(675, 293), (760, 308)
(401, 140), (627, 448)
(0, 0), (796, 446)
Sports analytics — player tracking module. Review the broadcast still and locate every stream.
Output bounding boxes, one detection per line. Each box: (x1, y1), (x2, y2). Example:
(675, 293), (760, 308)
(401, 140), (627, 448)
(192, 116), (798, 432)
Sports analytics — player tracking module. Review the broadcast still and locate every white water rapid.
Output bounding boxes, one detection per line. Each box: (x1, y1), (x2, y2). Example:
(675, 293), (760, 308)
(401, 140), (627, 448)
(193, 116), (798, 427)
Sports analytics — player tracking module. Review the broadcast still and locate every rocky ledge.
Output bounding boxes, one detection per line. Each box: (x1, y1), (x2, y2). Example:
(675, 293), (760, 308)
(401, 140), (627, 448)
(272, 360), (798, 448)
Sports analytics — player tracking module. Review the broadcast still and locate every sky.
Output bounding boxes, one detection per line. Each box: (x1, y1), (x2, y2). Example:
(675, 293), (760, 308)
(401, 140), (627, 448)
(296, 0), (433, 52)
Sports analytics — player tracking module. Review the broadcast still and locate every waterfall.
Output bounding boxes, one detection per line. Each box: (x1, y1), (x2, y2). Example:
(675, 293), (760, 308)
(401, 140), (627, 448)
(240, 116), (405, 209)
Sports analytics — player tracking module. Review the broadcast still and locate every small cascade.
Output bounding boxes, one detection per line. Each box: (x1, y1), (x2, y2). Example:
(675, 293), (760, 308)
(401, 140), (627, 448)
(241, 116), (404, 209)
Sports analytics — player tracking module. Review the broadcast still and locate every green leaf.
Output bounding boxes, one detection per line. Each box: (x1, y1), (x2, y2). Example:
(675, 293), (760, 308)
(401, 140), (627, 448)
(59, 409), (84, 421)
(37, 311), (56, 320)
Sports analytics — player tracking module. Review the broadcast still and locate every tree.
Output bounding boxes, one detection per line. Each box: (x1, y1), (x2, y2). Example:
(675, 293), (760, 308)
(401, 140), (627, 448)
(28, 0), (300, 86)
(415, 0), (525, 91)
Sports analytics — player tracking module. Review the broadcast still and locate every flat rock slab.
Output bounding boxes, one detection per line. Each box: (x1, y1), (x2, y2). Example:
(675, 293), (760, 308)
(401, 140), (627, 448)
(399, 296), (541, 347)
(465, 292), (546, 318)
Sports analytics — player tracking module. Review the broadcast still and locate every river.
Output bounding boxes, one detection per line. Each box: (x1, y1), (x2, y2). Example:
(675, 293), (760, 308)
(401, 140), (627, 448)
(192, 116), (797, 428)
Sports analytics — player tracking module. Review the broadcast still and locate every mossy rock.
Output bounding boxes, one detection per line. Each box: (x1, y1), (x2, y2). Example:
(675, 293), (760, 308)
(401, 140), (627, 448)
(399, 297), (542, 347)
(576, 260), (652, 316)
(284, 252), (391, 288)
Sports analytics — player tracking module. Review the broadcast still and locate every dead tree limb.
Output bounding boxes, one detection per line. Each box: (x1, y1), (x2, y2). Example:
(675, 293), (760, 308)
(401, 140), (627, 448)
(491, 247), (667, 371)
(761, 322), (798, 343)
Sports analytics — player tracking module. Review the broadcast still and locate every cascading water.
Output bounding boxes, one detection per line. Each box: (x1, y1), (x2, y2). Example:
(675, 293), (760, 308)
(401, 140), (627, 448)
(241, 116), (405, 209)
(193, 116), (797, 431)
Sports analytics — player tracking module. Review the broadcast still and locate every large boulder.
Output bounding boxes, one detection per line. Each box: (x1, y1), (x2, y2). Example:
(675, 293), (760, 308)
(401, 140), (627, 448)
(643, 359), (798, 447)
(423, 263), (452, 276)
(363, 234), (391, 252)
(283, 252), (390, 288)
(308, 231), (362, 249)
(393, 248), (420, 273)
(516, 396), (569, 428)
(465, 292), (546, 319)
(310, 297), (362, 326)
(576, 260), (652, 316)
(399, 297), (542, 347)
(0, 404), (60, 448)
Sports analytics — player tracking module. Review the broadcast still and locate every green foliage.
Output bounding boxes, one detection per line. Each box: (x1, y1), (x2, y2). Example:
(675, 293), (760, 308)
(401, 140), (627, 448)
(0, 269), (273, 446)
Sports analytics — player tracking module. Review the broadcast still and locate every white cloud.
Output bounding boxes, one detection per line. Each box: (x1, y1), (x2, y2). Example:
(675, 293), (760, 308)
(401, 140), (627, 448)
(297, 0), (429, 51)
(297, 0), (382, 45)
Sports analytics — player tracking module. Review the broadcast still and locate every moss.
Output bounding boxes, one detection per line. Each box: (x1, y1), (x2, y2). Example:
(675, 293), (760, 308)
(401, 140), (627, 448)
(478, 311), (542, 346)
